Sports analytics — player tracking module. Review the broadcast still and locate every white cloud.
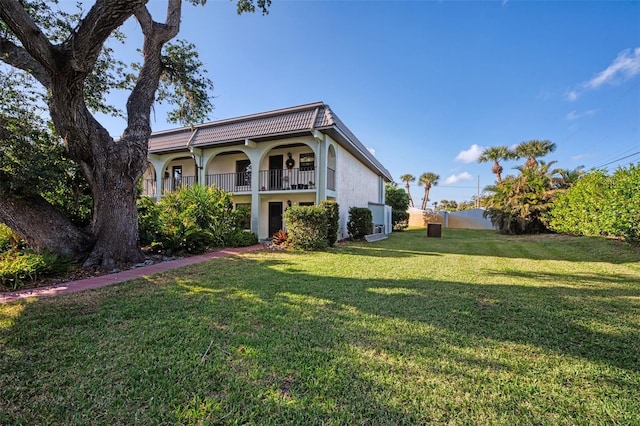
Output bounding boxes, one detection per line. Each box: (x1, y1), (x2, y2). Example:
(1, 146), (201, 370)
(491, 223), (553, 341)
(566, 109), (598, 121)
(585, 47), (640, 89)
(565, 90), (579, 102)
(566, 47), (640, 101)
(444, 172), (473, 185)
(455, 144), (484, 163)
(367, 147), (376, 156)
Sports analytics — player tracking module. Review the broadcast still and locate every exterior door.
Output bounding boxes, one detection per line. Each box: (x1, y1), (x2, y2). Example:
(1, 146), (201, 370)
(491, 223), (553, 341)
(269, 155), (283, 190)
(268, 202), (283, 237)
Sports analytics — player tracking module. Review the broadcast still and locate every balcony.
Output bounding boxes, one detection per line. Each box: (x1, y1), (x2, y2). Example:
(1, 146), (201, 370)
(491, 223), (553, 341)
(142, 167), (328, 197)
(163, 176), (196, 193)
(258, 168), (316, 191)
(206, 172), (252, 193)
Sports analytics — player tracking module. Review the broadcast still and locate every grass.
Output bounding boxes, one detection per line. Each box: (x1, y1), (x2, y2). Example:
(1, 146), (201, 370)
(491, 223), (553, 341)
(1, 228), (639, 425)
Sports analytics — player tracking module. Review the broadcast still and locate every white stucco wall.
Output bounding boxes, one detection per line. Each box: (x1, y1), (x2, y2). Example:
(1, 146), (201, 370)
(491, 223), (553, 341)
(333, 140), (381, 239)
(208, 152), (249, 174)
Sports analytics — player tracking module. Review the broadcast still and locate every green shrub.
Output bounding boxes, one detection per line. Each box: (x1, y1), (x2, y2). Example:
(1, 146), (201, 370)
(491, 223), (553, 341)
(137, 185), (252, 254)
(391, 210), (409, 231)
(385, 183), (409, 231)
(0, 250), (72, 290)
(284, 206), (328, 250)
(550, 164), (640, 241)
(0, 224), (20, 252)
(320, 200), (340, 246)
(137, 196), (162, 246)
(483, 165), (555, 234)
(347, 207), (373, 240)
(223, 230), (259, 247)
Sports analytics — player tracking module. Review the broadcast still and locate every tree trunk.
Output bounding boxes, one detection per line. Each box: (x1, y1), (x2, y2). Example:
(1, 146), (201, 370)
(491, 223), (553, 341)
(0, 0), (180, 269)
(0, 193), (93, 260)
(405, 182), (414, 207)
(81, 131), (146, 268)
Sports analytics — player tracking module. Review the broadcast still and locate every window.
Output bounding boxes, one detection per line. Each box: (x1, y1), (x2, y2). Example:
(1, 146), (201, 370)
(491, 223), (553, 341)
(236, 160), (251, 187)
(299, 153), (315, 171)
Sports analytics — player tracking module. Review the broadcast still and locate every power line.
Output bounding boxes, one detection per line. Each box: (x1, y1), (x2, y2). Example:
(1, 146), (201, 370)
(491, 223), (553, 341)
(594, 151), (640, 169)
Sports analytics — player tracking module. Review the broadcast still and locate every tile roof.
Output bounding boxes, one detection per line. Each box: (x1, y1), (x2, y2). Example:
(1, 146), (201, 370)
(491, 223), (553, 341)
(148, 102), (392, 180)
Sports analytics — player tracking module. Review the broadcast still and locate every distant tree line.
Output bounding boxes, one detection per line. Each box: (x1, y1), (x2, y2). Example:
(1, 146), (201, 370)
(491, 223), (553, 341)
(396, 139), (639, 242)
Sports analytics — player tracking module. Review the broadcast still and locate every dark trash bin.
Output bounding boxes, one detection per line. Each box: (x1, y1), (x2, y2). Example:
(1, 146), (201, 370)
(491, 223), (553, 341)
(427, 223), (442, 238)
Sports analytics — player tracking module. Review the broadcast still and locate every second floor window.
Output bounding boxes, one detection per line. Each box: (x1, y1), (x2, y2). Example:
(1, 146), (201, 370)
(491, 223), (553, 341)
(300, 153), (315, 171)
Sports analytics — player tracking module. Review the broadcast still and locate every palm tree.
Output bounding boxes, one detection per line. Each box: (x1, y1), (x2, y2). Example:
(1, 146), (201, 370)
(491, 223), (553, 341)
(515, 140), (556, 169)
(418, 172), (440, 210)
(553, 165), (585, 189)
(478, 145), (516, 182)
(399, 174), (416, 207)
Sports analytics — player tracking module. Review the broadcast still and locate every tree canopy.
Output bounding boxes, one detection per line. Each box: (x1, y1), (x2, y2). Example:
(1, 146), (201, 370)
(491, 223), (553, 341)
(0, 0), (269, 268)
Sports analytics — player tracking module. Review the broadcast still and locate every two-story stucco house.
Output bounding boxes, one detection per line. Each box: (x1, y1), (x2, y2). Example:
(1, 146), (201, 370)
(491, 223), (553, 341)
(141, 102), (393, 240)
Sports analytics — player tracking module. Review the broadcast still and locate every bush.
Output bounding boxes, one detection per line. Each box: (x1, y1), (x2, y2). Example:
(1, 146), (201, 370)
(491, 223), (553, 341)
(550, 165), (640, 241)
(483, 165), (555, 234)
(284, 206), (328, 250)
(137, 196), (162, 246)
(138, 184), (254, 254)
(385, 183), (409, 231)
(0, 250), (72, 290)
(272, 229), (288, 246)
(391, 210), (409, 231)
(320, 200), (340, 246)
(347, 207), (373, 240)
(0, 224), (20, 252)
(224, 230), (259, 247)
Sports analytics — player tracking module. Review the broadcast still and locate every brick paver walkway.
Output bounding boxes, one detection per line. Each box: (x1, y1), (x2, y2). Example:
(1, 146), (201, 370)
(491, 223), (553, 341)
(0, 244), (263, 304)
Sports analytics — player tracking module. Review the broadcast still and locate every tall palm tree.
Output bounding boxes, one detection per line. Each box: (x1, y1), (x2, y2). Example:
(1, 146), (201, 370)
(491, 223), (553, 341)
(399, 173), (416, 207)
(478, 145), (516, 182)
(418, 172), (440, 210)
(515, 140), (556, 169)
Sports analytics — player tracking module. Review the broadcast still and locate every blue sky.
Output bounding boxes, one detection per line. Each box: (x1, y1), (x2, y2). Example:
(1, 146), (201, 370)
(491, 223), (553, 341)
(103, 0), (640, 204)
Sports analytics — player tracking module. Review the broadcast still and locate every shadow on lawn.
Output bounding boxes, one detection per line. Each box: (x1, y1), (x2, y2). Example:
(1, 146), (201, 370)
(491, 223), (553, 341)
(1, 253), (639, 423)
(166, 257), (640, 373)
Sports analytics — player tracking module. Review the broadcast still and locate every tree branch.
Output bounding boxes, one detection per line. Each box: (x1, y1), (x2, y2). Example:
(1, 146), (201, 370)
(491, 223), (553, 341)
(0, 0), (56, 72)
(124, 1), (182, 140)
(69, 0), (150, 72)
(0, 38), (51, 88)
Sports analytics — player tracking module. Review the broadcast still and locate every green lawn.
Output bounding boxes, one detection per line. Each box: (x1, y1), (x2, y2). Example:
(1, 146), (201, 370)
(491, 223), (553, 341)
(1, 229), (639, 425)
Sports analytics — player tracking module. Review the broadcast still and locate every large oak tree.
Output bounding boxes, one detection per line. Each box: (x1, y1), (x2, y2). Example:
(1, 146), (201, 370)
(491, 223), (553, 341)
(0, 0), (268, 268)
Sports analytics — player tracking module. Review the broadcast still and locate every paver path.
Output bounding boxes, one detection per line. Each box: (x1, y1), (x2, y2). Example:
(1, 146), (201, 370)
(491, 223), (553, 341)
(0, 244), (263, 304)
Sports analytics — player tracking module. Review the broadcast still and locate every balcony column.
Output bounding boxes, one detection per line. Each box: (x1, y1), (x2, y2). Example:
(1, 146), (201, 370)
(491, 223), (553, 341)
(148, 154), (165, 198)
(245, 144), (262, 236)
(189, 147), (205, 185)
(313, 130), (327, 203)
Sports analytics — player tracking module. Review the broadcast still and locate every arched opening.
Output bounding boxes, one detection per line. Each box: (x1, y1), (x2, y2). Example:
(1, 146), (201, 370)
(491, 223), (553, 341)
(141, 163), (157, 197)
(206, 150), (252, 193)
(258, 143), (316, 191)
(327, 144), (337, 191)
